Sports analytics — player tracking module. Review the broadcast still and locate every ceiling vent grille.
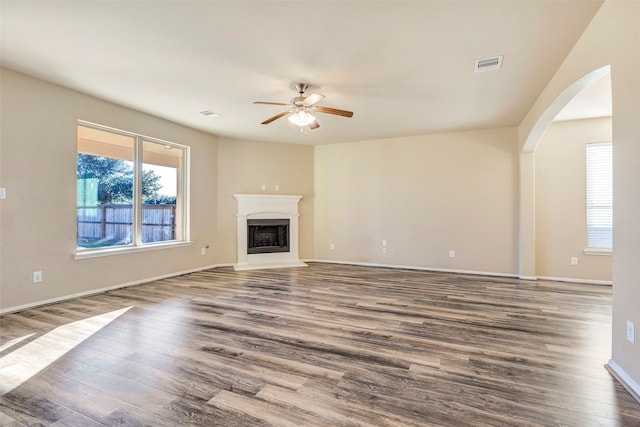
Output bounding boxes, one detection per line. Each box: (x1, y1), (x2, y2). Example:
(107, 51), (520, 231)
(200, 109), (220, 117)
(474, 56), (503, 73)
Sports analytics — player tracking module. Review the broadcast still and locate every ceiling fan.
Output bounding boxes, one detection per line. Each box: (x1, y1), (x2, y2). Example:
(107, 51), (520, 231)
(254, 83), (353, 132)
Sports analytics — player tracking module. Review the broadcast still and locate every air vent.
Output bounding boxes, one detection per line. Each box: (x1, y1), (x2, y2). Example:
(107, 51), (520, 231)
(474, 55), (503, 73)
(199, 110), (220, 117)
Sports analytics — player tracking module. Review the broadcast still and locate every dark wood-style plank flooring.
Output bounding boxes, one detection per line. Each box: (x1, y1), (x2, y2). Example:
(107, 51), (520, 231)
(1, 263), (639, 426)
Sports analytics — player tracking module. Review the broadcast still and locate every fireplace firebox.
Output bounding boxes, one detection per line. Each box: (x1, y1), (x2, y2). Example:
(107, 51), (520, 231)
(247, 219), (290, 254)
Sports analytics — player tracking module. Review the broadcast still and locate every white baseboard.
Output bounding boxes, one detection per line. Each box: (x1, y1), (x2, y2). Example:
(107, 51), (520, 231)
(537, 275), (612, 286)
(305, 260), (611, 285)
(303, 259), (518, 279)
(2, 262), (613, 315)
(606, 359), (640, 404)
(0, 263), (229, 315)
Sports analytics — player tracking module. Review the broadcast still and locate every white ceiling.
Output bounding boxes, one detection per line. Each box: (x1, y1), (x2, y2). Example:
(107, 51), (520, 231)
(0, 1), (605, 145)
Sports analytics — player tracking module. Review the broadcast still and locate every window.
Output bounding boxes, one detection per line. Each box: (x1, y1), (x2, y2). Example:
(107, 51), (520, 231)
(586, 142), (612, 249)
(77, 122), (189, 254)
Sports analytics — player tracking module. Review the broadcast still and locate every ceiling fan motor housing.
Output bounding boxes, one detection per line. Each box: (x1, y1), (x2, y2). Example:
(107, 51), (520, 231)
(294, 83), (309, 94)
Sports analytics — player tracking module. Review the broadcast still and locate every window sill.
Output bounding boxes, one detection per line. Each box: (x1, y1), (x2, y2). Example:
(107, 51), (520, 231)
(583, 248), (612, 256)
(74, 241), (192, 260)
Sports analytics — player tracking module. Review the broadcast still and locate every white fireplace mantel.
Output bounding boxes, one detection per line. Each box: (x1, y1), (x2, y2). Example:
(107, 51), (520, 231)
(234, 194), (307, 271)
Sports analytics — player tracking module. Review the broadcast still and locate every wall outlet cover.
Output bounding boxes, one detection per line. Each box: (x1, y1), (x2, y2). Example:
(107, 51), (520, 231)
(627, 321), (635, 344)
(33, 271), (43, 283)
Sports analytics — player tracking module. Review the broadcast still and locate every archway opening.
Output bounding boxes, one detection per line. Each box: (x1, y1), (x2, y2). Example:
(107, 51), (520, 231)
(533, 72), (612, 284)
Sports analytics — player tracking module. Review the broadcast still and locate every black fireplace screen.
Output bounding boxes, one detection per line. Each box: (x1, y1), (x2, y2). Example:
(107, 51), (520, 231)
(247, 219), (290, 254)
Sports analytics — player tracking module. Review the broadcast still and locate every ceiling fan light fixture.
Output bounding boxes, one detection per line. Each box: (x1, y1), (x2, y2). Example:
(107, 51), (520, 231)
(288, 110), (316, 126)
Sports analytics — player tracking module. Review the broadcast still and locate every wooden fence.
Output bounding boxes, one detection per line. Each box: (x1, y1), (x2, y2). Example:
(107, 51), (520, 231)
(77, 204), (176, 247)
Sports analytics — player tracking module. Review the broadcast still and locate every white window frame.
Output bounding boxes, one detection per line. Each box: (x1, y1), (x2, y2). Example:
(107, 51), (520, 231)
(584, 141), (612, 255)
(75, 121), (190, 259)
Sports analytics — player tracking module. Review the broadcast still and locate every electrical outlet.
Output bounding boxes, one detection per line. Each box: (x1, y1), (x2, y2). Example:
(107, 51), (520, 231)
(33, 271), (43, 283)
(330, 243), (335, 250)
(627, 321), (635, 344)
(571, 257), (578, 265)
(382, 247), (387, 254)
(200, 248), (206, 256)
(382, 240), (387, 247)
(449, 250), (455, 258)
(0, 187), (5, 199)
(275, 185), (280, 191)
(261, 184), (266, 191)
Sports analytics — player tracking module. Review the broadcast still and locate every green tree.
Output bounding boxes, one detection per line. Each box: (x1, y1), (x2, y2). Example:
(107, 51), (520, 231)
(145, 194), (177, 205)
(77, 154), (165, 204)
(141, 169), (163, 203)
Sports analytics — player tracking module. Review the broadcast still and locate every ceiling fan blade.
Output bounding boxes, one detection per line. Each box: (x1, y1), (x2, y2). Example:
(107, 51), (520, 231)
(309, 120), (320, 130)
(315, 106), (354, 118)
(261, 111), (290, 125)
(303, 93), (325, 106)
(254, 101), (290, 106)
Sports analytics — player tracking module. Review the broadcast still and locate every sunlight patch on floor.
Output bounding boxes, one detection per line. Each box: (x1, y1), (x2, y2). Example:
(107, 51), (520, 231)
(0, 333), (35, 353)
(0, 306), (132, 395)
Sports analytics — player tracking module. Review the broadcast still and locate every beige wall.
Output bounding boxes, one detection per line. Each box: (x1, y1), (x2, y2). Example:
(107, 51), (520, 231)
(0, 68), (219, 311)
(535, 118), (612, 282)
(518, 152), (536, 279)
(0, 69), (317, 312)
(519, 0), (640, 389)
(314, 128), (519, 275)
(216, 137), (315, 263)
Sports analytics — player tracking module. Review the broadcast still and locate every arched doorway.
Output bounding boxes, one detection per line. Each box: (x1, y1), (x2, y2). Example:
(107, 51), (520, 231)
(534, 74), (612, 283)
(518, 66), (612, 281)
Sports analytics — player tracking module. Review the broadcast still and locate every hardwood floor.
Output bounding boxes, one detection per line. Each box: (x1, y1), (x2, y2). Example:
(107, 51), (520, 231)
(1, 263), (639, 426)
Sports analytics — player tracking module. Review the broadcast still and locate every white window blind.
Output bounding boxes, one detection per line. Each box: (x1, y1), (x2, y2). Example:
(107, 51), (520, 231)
(586, 142), (613, 248)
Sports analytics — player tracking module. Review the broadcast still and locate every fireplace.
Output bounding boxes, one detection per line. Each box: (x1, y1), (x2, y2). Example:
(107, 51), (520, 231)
(234, 194), (307, 270)
(247, 219), (289, 254)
